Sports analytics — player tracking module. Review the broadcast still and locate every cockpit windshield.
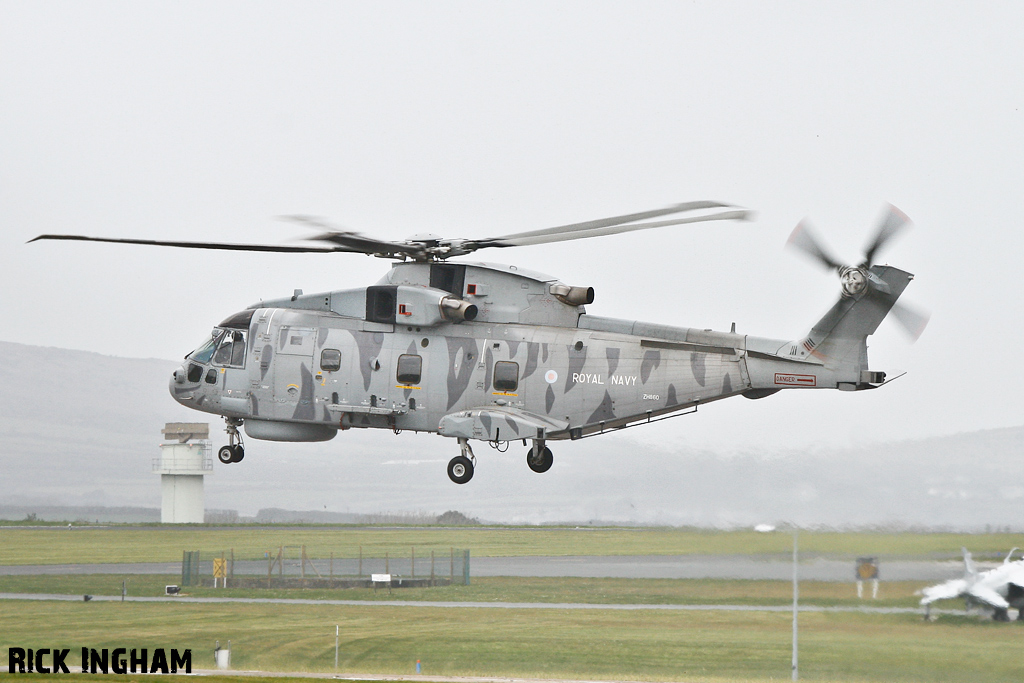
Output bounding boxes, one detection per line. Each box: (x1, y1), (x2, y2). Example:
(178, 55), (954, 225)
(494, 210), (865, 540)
(187, 324), (248, 368)
(188, 329), (224, 364)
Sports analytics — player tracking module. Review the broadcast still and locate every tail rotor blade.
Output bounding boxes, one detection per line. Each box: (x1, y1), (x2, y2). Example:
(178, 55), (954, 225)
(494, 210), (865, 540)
(890, 301), (930, 341)
(863, 204), (911, 266)
(787, 219), (844, 271)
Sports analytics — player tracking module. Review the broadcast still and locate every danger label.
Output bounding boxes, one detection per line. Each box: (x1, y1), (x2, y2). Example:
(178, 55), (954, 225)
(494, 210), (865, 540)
(775, 373), (816, 387)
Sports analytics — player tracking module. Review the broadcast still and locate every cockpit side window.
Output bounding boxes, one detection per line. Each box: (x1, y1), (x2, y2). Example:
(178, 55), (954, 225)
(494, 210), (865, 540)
(213, 330), (247, 368)
(189, 330), (224, 364)
(230, 331), (246, 366)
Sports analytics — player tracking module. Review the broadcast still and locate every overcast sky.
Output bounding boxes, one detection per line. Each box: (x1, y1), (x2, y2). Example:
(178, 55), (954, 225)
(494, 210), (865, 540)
(2, 2), (1022, 455)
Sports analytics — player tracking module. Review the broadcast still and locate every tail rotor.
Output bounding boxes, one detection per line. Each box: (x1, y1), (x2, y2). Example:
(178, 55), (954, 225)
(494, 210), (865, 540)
(787, 204), (929, 340)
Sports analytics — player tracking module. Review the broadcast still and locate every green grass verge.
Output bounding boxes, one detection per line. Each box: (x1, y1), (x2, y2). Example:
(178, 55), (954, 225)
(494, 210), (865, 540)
(2, 526), (1022, 565)
(0, 679), (374, 683)
(0, 678), (387, 683)
(1, 598), (1021, 682)
(0, 574), (932, 609)
(0, 679), (386, 683)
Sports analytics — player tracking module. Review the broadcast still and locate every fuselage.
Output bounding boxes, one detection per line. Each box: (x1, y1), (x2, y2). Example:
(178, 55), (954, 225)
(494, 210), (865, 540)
(169, 260), (894, 444)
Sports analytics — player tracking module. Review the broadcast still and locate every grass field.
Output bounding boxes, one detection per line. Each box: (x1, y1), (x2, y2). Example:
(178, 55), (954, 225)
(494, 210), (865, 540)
(3, 525), (1022, 682)
(0, 678), (375, 683)
(0, 598), (1019, 682)
(0, 574), (932, 608)
(0, 678), (379, 683)
(1, 525), (1021, 565)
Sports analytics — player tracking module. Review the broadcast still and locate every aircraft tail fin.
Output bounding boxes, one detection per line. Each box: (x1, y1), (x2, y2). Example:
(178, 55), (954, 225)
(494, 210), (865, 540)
(962, 547), (978, 580)
(782, 265), (915, 385)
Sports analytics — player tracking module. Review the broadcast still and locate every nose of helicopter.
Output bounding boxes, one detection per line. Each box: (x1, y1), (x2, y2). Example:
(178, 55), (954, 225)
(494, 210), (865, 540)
(169, 363), (195, 406)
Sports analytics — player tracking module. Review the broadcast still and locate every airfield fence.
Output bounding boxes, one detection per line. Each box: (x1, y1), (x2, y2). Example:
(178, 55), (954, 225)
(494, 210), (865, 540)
(181, 546), (470, 588)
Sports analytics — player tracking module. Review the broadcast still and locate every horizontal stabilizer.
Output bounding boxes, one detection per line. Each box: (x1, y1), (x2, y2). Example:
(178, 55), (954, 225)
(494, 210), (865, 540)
(919, 578), (968, 605)
(966, 585), (1010, 610)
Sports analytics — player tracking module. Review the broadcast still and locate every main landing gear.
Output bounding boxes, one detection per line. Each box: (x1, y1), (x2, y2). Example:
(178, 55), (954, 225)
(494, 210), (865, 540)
(526, 441), (553, 473)
(218, 418), (245, 464)
(446, 438), (555, 483)
(447, 438), (476, 484)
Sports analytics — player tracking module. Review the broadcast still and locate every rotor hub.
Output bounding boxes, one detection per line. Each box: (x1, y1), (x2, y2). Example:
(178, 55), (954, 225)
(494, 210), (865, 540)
(839, 266), (868, 298)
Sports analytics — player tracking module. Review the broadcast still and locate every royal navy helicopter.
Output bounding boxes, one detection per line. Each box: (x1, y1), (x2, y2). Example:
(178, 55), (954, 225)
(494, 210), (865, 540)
(31, 201), (925, 484)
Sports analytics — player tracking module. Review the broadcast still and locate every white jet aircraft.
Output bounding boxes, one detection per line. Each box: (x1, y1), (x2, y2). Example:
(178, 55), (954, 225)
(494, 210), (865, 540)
(920, 548), (1024, 621)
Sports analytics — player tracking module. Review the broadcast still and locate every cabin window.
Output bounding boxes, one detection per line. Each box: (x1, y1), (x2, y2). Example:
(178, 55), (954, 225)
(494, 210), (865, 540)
(396, 354), (422, 385)
(494, 361), (519, 392)
(321, 349), (342, 372)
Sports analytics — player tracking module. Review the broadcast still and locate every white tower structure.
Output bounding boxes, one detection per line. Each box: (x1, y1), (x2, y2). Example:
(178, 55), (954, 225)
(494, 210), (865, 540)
(154, 423), (212, 524)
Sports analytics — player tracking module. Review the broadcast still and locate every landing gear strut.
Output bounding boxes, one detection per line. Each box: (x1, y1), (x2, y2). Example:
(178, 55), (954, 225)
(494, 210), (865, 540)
(526, 439), (553, 473)
(218, 418), (245, 464)
(447, 438), (476, 484)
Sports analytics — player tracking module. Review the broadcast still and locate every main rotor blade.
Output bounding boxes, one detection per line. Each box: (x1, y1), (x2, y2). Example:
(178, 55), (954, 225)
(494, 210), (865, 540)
(474, 209), (752, 249)
(488, 200), (734, 241)
(457, 203), (752, 253)
(862, 204), (911, 267)
(889, 301), (930, 341)
(787, 219), (844, 271)
(32, 200), (755, 262)
(28, 234), (346, 253)
(279, 215), (426, 257)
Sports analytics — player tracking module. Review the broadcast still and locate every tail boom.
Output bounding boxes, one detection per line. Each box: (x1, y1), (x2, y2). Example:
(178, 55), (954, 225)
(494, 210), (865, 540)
(744, 265), (914, 393)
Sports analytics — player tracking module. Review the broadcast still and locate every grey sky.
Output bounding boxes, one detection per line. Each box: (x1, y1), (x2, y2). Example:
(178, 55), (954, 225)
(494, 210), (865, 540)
(2, 2), (1022, 453)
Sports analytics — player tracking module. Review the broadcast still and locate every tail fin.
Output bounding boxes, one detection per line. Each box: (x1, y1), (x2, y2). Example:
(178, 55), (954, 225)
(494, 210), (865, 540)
(962, 547), (978, 580)
(783, 265), (914, 382)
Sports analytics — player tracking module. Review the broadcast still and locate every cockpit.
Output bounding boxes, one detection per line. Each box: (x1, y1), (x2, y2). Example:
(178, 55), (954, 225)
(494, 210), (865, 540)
(175, 309), (255, 387)
(188, 328), (247, 368)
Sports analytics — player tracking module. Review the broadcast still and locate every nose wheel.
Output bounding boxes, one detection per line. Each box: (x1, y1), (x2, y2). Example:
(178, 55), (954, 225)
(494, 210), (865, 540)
(217, 444), (244, 464)
(219, 418), (245, 464)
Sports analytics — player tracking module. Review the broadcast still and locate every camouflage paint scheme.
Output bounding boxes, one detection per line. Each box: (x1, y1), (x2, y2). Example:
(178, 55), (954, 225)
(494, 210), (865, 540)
(171, 259), (913, 461)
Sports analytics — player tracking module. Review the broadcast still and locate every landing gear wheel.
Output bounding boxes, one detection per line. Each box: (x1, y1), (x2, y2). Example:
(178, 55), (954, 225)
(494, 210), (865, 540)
(527, 446), (553, 473)
(218, 446), (235, 464)
(221, 417), (245, 464)
(447, 455), (475, 484)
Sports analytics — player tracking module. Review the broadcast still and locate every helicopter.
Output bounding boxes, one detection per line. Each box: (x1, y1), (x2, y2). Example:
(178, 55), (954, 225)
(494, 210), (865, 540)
(30, 200), (925, 484)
